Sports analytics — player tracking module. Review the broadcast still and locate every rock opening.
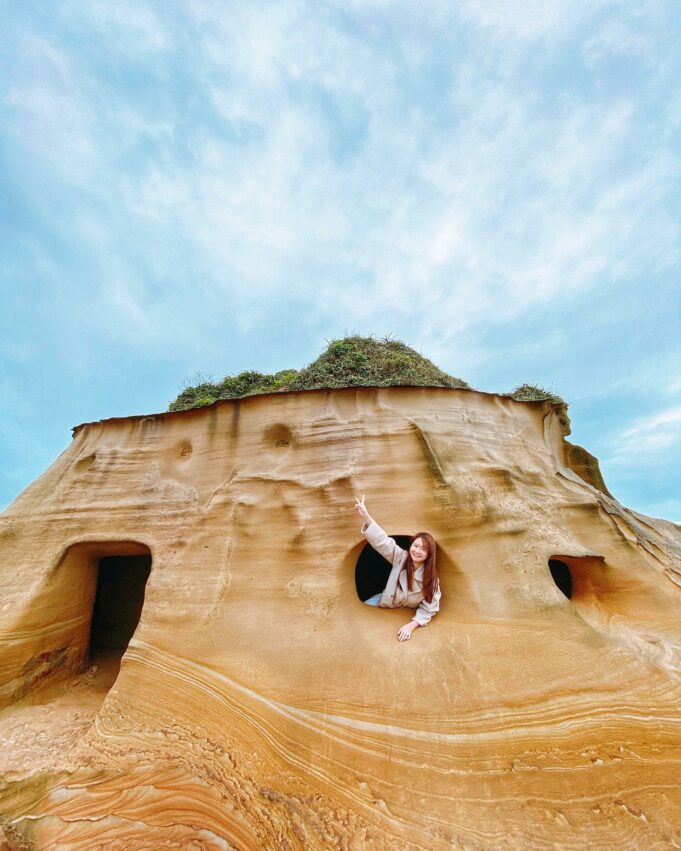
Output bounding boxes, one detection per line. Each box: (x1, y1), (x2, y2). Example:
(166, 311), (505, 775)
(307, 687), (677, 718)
(48, 540), (153, 682)
(355, 535), (411, 603)
(90, 555), (152, 655)
(549, 558), (573, 599)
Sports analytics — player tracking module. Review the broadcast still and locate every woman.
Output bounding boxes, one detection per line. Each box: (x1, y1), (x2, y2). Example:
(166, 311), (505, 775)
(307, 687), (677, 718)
(354, 495), (440, 641)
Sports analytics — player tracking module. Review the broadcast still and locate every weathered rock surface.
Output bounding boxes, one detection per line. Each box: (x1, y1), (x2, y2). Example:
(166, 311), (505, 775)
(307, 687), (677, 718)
(1, 386), (681, 849)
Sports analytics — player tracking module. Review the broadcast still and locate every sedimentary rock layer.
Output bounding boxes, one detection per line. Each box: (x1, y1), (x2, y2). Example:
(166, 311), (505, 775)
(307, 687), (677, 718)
(1, 387), (681, 849)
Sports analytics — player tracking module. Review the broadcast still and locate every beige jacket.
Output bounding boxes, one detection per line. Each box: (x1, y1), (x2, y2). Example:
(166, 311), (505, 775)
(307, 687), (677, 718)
(361, 520), (441, 626)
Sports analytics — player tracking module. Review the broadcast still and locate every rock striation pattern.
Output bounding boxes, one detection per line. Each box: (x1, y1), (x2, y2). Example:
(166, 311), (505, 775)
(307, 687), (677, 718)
(1, 386), (681, 849)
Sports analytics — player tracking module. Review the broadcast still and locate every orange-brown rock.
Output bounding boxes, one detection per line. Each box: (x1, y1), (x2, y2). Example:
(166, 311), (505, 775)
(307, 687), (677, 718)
(1, 387), (681, 849)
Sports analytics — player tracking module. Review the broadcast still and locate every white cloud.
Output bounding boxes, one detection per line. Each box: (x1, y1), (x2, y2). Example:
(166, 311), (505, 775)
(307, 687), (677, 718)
(575, 349), (681, 402)
(582, 18), (653, 67)
(363, 89), (678, 349)
(6, 36), (98, 178)
(457, 0), (607, 39)
(61, 0), (171, 53)
(608, 405), (681, 464)
(3, 0), (680, 369)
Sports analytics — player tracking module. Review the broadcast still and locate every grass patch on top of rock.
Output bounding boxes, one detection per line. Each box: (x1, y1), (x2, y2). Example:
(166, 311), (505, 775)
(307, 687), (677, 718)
(507, 383), (566, 406)
(289, 336), (469, 392)
(168, 336), (469, 411)
(168, 336), (567, 413)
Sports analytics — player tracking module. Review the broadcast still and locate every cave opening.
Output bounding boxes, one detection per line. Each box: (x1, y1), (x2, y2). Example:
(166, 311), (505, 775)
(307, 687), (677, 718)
(548, 558), (573, 599)
(89, 554), (152, 660)
(355, 535), (412, 603)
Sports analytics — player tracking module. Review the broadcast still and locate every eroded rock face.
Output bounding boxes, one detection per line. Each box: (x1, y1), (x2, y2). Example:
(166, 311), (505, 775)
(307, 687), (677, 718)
(1, 387), (681, 849)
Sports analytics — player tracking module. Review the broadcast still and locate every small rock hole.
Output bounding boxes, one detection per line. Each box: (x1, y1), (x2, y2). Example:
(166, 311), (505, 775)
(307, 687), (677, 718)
(263, 423), (294, 449)
(549, 559), (573, 599)
(355, 535), (412, 602)
(75, 453), (96, 472)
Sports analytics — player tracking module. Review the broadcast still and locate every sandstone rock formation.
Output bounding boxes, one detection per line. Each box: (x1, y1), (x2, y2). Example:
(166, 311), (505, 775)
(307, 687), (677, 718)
(1, 386), (681, 849)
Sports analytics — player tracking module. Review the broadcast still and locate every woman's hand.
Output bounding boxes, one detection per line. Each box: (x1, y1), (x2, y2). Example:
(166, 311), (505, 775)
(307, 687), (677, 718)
(354, 494), (372, 525)
(397, 621), (419, 642)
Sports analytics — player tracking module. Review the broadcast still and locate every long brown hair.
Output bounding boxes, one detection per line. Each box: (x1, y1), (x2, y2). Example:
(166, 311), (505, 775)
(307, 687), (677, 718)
(404, 532), (438, 603)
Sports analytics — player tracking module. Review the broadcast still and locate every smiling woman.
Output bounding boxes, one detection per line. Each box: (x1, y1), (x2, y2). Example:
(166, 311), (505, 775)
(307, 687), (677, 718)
(353, 495), (441, 642)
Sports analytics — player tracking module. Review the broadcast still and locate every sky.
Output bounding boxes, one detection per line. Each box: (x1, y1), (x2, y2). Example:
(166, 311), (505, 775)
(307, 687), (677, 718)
(1, 1), (680, 520)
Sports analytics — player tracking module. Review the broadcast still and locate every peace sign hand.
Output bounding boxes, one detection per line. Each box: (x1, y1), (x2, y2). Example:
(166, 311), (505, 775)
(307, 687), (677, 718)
(354, 494), (371, 524)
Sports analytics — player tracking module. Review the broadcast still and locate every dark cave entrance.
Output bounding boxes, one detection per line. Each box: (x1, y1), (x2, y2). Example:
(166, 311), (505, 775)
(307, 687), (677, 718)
(355, 535), (412, 603)
(89, 553), (152, 659)
(548, 559), (573, 599)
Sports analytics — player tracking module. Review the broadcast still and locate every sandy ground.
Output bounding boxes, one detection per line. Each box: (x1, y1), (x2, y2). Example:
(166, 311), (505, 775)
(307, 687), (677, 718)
(0, 652), (121, 781)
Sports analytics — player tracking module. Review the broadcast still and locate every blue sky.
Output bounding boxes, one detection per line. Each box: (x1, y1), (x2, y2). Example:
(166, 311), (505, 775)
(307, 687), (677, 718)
(1, 1), (680, 520)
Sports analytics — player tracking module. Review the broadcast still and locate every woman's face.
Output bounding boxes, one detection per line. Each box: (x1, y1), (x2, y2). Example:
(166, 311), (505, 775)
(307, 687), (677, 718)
(410, 537), (429, 565)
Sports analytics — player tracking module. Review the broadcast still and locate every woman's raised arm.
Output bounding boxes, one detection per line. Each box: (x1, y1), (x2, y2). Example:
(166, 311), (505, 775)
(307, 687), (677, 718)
(354, 495), (403, 563)
(354, 494), (373, 526)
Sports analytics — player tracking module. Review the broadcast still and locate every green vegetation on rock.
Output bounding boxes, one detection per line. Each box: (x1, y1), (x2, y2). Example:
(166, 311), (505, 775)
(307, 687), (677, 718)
(168, 336), (469, 411)
(507, 383), (570, 431)
(289, 336), (469, 392)
(168, 336), (567, 414)
(507, 383), (566, 406)
(168, 370), (299, 412)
